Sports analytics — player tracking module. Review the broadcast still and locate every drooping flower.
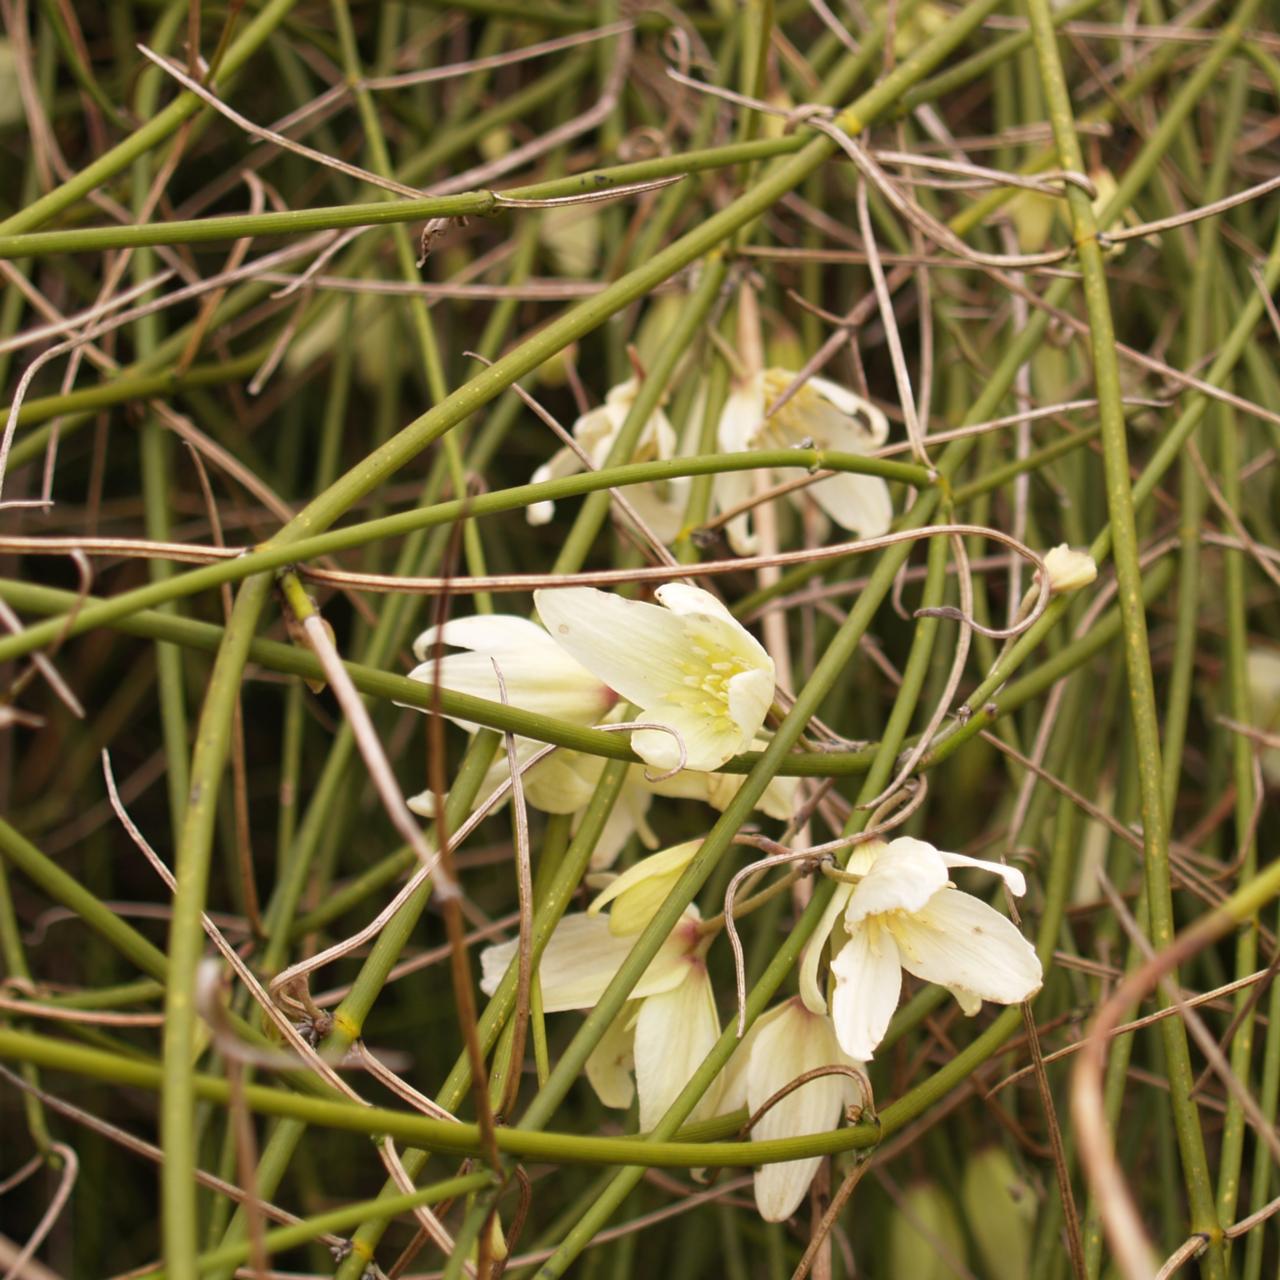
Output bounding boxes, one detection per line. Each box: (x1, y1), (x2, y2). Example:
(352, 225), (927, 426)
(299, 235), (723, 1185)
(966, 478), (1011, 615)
(1040, 544), (1097, 595)
(534, 583), (775, 773)
(720, 998), (862, 1222)
(715, 368), (892, 555)
(480, 909), (721, 1130)
(800, 837), (1041, 1061)
(407, 614), (615, 728)
(403, 611), (793, 857)
(526, 378), (688, 542)
(403, 614), (616, 820)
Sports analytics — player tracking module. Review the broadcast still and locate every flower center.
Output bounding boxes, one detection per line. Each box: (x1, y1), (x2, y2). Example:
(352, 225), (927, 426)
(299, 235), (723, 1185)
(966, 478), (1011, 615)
(758, 371), (831, 448)
(664, 638), (751, 726)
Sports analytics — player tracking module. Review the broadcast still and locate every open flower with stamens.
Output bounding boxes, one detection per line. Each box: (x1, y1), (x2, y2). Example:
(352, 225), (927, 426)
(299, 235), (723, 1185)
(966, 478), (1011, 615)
(800, 837), (1041, 1061)
(526, 377), (688, 541)
(534, 584), (775, 773)
(715, 368), (892, 555)
(720, 998), (863, 1222)
(481, 908), (721, 1129)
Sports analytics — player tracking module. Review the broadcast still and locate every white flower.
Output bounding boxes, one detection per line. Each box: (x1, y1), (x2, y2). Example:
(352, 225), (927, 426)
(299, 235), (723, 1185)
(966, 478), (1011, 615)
(720, 999), (861, 1222)
(801, 837), (1042, 1061)
(1040, 544), (1097, 595)
(481, 910), (721, 1129)
(715, 368), (892, 554)
(527, 378), (689, 542)
(534, 583), (775, 773)
(407, 614), (615, 728)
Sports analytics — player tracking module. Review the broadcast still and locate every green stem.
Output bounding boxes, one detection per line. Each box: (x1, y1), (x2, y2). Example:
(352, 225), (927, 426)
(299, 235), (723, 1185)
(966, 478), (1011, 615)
(1023, 0), (1245, 1263)
(0, 448), (931, 666)
(0, 0), (302, 237)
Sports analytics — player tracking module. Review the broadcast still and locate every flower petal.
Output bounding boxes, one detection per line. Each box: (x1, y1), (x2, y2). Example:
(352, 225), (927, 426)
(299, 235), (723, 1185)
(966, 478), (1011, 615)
(589, 839), (702, 935)
(718, 381), (765, 452)
(750, 1001), (858, 1222)
(633, 962), (721, 1131)
(526, 447), (586, 526)
(718, 1002), (790, 1115)
(574, 403), (625, 465)
(408, 614), (611, 724)
(726, 666), (775, 741)
(631, 703), (743, 773)
(892, 888), (1043, 1007)
(939, 850), (1027, 897)
(807, 375), (889, 445)
(534, 587), (690, 705)
(844, 837), (949, 928)
(584, 1009), (637, 1110)
(479, 913), (691, 1011)
(412, 614), (558, 664)
(807, 471), (893, 540)
(652, 583), (736, 624)
(521, 748), (606, 815)
(830, 925), (903, 1061)
(799, 881), (853, 1014)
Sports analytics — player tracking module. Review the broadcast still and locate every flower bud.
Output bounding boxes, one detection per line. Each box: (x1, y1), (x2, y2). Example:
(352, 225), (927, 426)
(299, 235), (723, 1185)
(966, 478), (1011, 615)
(961, 1148), (1036, 1280)
(1041, 543), (1097, 594)
(540, 204), (600, 277)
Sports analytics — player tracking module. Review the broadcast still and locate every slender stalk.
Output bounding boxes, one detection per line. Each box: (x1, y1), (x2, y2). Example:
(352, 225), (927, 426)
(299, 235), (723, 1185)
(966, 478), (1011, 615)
(1022, 0), (1241, 1265)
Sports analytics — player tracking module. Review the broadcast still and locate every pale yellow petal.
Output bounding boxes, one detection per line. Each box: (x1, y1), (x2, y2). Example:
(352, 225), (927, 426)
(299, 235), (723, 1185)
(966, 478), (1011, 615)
(633, 962), (722, 1131)
(749, 1001), (857, 1222)
(584, 1009), (637, 1110)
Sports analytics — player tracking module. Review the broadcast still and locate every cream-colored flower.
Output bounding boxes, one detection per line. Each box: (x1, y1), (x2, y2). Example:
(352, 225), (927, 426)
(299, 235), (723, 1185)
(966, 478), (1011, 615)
(534, 584), (775, 773)
(1040, 544), (1097, 595)
(407, 614), (615, 728)
(404, 613), (618, 820)
(527, 378), (688, 542)
(801, 837), (1041, 1061)
(481, 910), (721, 1129)
(715, 368), (892, 555)
(720, 999), (861, 1222)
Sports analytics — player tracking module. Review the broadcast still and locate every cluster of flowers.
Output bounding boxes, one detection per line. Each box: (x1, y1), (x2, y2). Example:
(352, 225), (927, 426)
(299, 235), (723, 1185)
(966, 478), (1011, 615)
(527, 366), (896, 552)
(405, 565), (1102, 1220)
(401, 366), (1107, 1220)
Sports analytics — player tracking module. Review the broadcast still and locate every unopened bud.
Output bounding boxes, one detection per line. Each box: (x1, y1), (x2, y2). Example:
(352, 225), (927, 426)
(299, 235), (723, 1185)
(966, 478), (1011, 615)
(1041, 543), (1097, 594)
